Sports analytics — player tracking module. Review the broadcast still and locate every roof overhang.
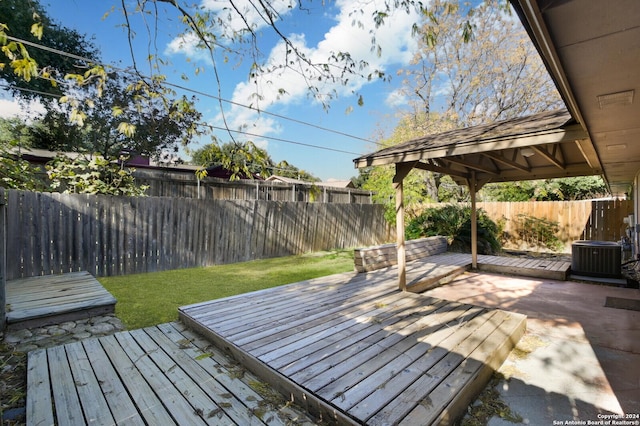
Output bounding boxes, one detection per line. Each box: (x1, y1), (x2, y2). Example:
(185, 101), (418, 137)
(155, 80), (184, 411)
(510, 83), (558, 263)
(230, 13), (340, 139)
(509, 0), (640, 197)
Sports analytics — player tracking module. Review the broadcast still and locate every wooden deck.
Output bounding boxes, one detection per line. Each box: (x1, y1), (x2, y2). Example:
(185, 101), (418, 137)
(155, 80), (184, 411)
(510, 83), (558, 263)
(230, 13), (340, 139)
(393, 252), (570, 292)
(477, 253), (571, 280)
(179, 259), (528, 425)
(27, 322), (317, 425)
(6, 271), (116, 330)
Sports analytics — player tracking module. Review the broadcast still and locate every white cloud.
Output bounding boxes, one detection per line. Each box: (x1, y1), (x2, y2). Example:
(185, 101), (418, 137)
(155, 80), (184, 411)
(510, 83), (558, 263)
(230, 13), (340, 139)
(202, 0), (297, 34)
(385, 89), (408, 108)
(212, 0), (420, 140)
(166, 0), (297, 58)
(0, 98), (45, 120)
(166, 32), (212, 62)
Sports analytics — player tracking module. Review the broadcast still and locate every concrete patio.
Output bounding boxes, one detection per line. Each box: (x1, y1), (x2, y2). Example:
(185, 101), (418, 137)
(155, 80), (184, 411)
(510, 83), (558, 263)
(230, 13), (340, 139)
(426, 271), (640, 424)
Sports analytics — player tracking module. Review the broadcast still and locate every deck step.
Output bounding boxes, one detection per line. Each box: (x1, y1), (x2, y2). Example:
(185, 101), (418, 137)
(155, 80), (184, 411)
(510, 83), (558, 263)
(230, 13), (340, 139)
(6, 271), (116, 330)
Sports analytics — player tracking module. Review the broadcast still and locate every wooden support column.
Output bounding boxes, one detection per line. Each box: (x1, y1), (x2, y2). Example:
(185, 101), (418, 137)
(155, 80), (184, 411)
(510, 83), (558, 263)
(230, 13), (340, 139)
(470, 172), (478, 269)
(393, 163), (414, 291)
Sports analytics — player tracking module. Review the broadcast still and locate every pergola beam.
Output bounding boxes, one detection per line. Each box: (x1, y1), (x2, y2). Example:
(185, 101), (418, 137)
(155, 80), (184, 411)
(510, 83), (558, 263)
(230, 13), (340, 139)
(445, 156), (501, 175)
(413, 161), (470, 179)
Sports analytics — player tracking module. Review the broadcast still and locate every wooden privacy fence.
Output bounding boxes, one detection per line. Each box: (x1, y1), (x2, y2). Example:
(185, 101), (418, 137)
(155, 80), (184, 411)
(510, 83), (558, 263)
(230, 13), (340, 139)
(476, 200), (633, 251)
(2, 189), (391, 280)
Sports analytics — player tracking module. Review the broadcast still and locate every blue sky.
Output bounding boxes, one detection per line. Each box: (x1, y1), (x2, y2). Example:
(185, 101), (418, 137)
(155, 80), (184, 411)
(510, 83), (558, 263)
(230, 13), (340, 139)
(2, 0), (426, 181)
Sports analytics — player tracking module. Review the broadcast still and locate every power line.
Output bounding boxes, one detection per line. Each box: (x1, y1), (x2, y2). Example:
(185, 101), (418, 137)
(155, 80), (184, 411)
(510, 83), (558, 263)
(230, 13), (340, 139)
(1, 83), (360, 156)
(0, 83), (61, 98)
(198, 122), (360, 155)
(5, 35), (382, 147)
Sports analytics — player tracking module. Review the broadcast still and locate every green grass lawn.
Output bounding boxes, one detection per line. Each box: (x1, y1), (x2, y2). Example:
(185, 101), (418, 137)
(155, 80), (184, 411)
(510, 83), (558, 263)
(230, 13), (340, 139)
(98, 249), (355, 330)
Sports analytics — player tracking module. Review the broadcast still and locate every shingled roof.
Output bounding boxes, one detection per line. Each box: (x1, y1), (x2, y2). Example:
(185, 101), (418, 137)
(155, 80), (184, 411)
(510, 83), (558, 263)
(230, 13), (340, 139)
(354, 109), (602, 186)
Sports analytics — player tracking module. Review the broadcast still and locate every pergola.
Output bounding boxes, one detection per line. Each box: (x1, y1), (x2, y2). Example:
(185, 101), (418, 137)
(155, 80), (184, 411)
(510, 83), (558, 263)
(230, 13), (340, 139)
(353, 109), (603, 290)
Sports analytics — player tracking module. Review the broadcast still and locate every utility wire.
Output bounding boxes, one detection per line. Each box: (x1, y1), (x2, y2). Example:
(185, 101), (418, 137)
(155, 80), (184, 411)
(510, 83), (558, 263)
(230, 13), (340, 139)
(2, 83), (360, 156)
(5, 35), (382, 147)
(0, 83), (61, 99)
(199, 122), (360, 155)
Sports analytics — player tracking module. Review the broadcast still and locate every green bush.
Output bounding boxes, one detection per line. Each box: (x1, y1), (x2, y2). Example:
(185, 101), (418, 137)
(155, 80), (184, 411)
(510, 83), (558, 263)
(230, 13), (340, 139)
(406, 204), (502, 254)
(46, 154), (148, 196)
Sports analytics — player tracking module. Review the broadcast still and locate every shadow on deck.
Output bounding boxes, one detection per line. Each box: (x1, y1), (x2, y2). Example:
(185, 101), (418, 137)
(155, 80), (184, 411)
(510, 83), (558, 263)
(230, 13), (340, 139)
(6, 271), (116, 330)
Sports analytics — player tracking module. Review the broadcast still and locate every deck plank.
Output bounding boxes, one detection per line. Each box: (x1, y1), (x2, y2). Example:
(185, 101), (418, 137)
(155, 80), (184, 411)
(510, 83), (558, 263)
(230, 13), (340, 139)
(476, 254), (569, 280)
(26, 350), (54, 426)
(81, 338), (146, 426)
(160, 322), (316, 426)
(316, 304), (484, 399)
(140, 327), (265, 425)
(113, 331), (210, 426)
(47, 345), (86, 425)
(99, 336), (175, 425)
(123, 329), (225, 425)
(348, 309), (504, 422)
(246, 288), (403, 356)
(281, 298), (450, 380)
(260, 292), (422, 367)
(98, 334), (178, 426)
(402, 312), (526, 426)
(27, 325), (320, 426)
(65, 341), (116, 425)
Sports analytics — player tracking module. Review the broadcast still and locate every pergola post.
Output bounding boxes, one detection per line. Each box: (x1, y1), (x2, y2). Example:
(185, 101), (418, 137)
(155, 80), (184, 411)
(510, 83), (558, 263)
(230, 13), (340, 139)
(470, 172), (478, 269)
(393, 163), (414, 291)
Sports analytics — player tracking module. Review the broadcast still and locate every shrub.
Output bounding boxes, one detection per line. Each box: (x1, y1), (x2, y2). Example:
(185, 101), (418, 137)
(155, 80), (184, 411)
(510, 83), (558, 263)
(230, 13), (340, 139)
(46, 154), (148, 196)
(406, 204), (501, 254)
(513, 214), (563, 252)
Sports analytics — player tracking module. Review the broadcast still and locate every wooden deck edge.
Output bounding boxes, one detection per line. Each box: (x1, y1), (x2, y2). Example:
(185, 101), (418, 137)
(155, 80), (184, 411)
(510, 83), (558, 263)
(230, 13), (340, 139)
(433, 312), (528, 425)
(178, 312), (359, 426)
(477, 263), (568, 281)
(407, 265), (472, 294)
(6, 304), (115, 331)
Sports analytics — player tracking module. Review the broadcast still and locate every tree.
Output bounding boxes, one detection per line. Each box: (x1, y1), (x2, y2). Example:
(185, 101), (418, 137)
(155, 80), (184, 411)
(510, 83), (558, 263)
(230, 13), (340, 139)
(272, 160), (319, 182)
(191, 140), (273, 180)
(0, 116), (34, 148)
(28, 73), (202, 158)
(1, 0), (482, 138)
(0, 117), (45, 190)
(0, 0), (99, 101)
(402, 0), (562, 126)
(0, 143), (45, 190)
(481, 176), (608, 201)
(358, 0), (565, 211)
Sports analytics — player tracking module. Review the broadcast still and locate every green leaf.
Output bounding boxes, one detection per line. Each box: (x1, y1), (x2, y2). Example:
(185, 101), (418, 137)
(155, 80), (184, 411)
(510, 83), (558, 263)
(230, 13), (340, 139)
(117, 122), (136, 137)
(30, 23), (44, 40)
